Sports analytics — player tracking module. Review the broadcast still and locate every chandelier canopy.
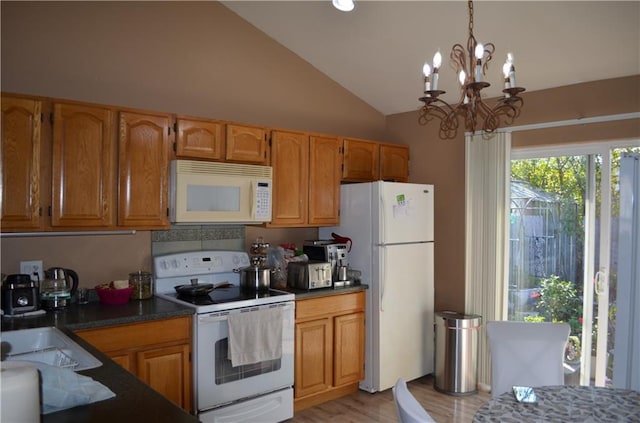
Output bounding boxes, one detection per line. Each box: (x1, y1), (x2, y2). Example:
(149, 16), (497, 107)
(419, 0), (525, 139)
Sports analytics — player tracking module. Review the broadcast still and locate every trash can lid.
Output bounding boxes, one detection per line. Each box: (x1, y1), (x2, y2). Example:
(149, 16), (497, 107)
(436, 311), (482, 326)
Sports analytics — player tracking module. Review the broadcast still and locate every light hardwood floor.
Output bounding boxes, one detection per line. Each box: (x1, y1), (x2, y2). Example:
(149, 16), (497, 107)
(290, 375), (491, 422)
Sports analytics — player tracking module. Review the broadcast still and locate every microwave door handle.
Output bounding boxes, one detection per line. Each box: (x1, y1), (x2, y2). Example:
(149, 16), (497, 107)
(249, 182), (254, 218)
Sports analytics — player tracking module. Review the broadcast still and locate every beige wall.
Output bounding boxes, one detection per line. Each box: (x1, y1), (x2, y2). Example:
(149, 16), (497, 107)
(386, 75), (640, 313)
(0, 1), (388, 284)
(0, 1), (387, 139)
(1, 232), (152, 288)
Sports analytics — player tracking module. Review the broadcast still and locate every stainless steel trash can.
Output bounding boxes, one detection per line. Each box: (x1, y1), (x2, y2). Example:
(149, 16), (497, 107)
(434, 311), (482, 395)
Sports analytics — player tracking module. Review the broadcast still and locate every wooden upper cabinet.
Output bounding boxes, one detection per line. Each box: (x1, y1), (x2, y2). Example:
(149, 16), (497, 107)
(380, 143), (409, 182)
(51, 102), (116, 227)
(342, 138), (380, 182)
(118, 111), (172, 228)
(1, 95), (43, 230)
(269, 130), (308, 226)
(308, 136), (341, 226)
(225, 123), (268, 164)
(175, 116), (225, 160)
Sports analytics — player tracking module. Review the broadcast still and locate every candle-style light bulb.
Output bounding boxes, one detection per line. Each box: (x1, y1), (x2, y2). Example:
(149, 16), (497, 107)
(432, 51), (442, 91)
(502, 61), (511, 96)
(507, 52), (517, 87)
(475, 43), (484, 60)
(474, 43), (484, 82)
(459, 70), (469, 104)
(503, 61), (510, 79)
(459, 70), (466, 86)
(433, 51), (442, 69)
(423, 63), (431, 92)
(502, 61), (511, 98)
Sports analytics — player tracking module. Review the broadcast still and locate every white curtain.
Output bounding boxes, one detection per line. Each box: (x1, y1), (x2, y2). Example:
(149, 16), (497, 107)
(464, 131), (511, 390)
(612, 153), (640, 390)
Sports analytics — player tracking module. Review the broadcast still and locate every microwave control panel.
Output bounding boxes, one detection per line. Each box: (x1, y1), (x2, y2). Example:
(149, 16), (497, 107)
(255, 181), (272, 219)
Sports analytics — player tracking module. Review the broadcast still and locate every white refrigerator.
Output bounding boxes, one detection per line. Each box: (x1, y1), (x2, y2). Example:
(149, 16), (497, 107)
(320, 181), (435, 393)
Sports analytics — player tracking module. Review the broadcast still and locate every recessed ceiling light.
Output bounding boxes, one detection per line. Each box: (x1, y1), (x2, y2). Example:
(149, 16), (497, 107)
(332, 0), (354, 12)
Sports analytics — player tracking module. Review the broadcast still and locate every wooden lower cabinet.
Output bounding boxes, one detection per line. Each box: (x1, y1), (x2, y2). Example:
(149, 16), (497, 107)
(74, 316), (192, 413)
(294, 291), (365, 411)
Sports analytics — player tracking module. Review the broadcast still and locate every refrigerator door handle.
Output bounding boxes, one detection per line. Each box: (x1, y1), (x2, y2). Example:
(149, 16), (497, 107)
(380, 245), (385, 311)
(379, 190), (385, 245)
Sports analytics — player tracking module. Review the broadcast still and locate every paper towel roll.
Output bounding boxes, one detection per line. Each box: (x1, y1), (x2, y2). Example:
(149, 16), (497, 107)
(1, 361), (41, 423)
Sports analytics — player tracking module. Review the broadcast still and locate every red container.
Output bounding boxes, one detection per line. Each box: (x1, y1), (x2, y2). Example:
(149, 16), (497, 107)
(95, 285), (134, 305)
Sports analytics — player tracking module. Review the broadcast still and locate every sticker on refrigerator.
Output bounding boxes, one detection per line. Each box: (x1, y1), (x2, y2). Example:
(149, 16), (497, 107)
(393, 194), (413, 218)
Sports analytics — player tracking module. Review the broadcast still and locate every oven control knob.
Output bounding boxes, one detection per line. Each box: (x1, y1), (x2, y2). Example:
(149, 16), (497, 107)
(159, 260), (169, 270)
(171, 259), (179, 268)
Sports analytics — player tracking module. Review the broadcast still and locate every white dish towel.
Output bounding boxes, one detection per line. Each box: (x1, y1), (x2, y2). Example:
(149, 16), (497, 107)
(227, 307), (283, 367)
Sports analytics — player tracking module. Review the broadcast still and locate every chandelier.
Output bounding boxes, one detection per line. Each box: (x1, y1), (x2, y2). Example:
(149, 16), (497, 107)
(418, 0), (525, 139)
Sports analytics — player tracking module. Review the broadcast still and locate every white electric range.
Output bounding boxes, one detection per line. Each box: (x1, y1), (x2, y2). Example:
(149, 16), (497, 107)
(153, 250), (295, 423)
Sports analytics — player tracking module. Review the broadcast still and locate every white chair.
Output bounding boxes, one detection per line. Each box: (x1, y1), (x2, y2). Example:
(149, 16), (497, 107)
(392, 378), (436, 423)
(486, 321), (570, 398)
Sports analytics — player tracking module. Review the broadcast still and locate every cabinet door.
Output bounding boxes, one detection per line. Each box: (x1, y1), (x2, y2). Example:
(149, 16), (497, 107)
(380, 144), (409, 182)
(342, 139), (380, 182)
(137, 343), (191, 413)
(333, 312), (365, 386)
(118, 111), (171, 228)
(51, 103), (116, 227)
(1, 96), (42, 229)
(308, 136), (341, 226)
(175, 117), (224, 160)
(108, 351), (133, 373)
(269, 130), (308, 226)
(225, 124), (268, 164)
(294, 318), (333, 398)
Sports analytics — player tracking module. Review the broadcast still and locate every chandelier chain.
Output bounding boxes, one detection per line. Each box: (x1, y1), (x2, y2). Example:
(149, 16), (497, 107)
(468, 0), (474, 39)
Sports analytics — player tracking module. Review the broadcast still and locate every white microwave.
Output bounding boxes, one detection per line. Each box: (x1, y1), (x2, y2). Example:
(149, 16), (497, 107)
(169, 160), (272, 224)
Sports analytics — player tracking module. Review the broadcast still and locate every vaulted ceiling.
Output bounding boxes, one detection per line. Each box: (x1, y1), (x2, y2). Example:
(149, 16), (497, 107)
(223, 1), (640, 116)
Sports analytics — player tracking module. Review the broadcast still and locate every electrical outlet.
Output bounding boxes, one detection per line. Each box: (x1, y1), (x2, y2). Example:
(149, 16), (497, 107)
(20, 260), (43, 281)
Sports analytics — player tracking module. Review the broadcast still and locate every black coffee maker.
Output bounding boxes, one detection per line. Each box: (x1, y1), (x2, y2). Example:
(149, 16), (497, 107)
(2, 274), (40, 315)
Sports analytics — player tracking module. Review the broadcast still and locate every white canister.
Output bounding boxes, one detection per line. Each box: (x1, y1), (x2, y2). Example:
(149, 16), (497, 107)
(1, 361), (41, 423)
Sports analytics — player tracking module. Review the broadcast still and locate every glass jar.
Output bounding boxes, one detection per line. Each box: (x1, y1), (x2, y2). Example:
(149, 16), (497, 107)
(129, 271), (153, 300)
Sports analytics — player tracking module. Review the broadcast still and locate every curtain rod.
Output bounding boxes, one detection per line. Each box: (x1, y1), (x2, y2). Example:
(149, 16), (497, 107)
(497, 112), (640, 133)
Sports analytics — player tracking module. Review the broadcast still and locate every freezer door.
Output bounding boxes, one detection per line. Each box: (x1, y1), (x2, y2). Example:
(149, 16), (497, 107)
(375, 242), (435, 391)
(377, 182), (434, 244)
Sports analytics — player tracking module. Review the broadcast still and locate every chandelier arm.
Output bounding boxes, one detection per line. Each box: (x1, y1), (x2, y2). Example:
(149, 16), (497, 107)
(450, 43), (467, 75)
(418, 98), (456, 126)
(475, 97), (500, 133)
(482, 43), (495, 76)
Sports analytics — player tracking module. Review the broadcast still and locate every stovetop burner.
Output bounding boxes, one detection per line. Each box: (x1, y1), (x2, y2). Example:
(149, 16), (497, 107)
(175, 286), (289, 306)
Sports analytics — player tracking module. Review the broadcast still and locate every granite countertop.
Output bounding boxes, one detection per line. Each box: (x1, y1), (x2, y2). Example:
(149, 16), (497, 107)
(0, 286), (367, 422)
(284, 283), (368, 300)
(1, 297), (198, 423)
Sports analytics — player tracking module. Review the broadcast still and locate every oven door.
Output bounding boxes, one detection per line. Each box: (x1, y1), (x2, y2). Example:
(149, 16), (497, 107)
(195, 301), (294, 411)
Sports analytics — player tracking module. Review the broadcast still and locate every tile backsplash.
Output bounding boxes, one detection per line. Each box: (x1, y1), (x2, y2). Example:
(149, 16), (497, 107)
(151, 225), (245, 256)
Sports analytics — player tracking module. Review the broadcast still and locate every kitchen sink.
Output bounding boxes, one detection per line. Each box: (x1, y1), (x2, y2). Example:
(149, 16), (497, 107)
(1, 327), (102, 371)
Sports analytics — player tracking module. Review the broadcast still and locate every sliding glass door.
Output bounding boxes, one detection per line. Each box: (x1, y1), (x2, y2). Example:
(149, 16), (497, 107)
(508, 142), (639, 387)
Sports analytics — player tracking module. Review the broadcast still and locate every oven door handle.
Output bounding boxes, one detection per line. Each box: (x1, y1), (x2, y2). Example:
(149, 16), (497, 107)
(198, 313), (228, 323)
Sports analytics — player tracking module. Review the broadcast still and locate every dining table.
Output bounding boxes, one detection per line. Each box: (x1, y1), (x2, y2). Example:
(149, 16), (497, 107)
(473, 385), (640, 422)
